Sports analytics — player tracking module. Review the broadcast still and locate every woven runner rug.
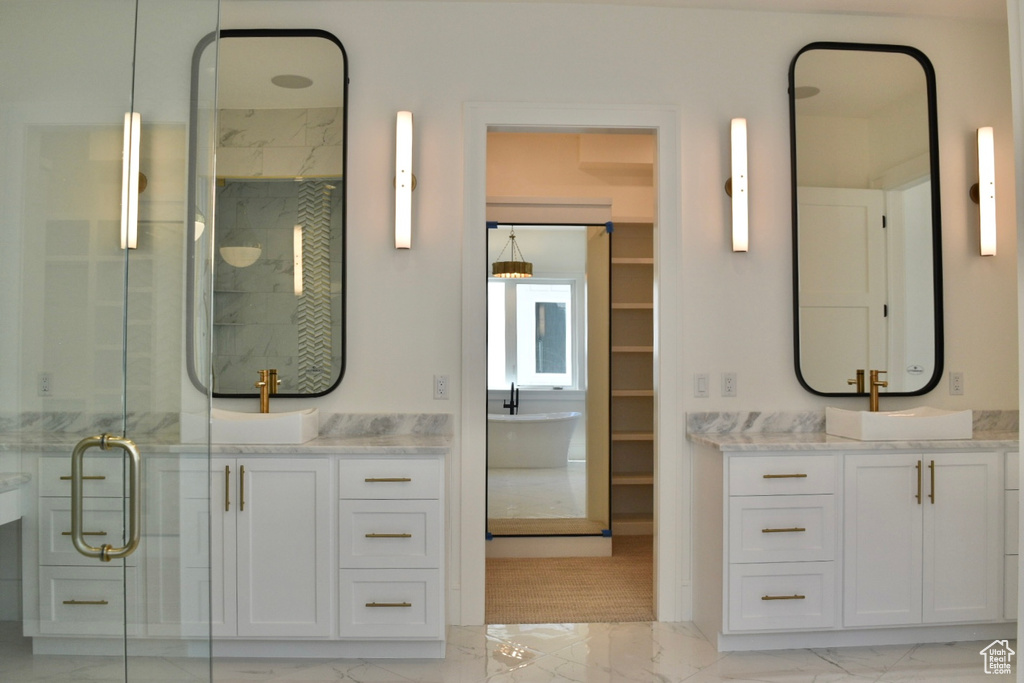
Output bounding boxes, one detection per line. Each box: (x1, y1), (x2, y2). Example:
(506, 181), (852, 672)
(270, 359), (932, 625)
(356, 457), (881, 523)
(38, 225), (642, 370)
(485, 536), (654, 624)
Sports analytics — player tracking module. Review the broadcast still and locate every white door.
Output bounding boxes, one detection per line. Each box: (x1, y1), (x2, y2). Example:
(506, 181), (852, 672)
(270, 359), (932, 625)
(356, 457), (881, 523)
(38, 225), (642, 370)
(843, 454), (922, 627)
(798, 187), (887, 392)
(923, 453), (1002, 623)
(235, 458), (332, 637)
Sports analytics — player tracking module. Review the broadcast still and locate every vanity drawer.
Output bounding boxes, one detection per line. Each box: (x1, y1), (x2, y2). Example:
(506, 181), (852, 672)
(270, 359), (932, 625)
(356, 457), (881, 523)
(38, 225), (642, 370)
(730, 455), (836, 496)
(1005, 555), (1018, 620)
(729, 495), (835, 563)
(338, 568), (441, 639)
(728, 561), (835, 632)
(39, 455), (125, 498)
(339, 499), (440, 569)
(38, 497), (137, 566)
(38, 565), (140, 635)
(339, 458), (441, 500)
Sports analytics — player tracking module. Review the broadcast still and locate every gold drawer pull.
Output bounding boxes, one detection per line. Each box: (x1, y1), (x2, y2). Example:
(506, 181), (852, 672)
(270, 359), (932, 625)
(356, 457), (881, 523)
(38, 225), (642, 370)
(365, 533), (413, 538)
(63, 599), (109, 606)
(762, 473), (808, 479)
(761, 594), (806, 601)
(366, 601), (412, 608)
(62, 531), (107, 537)
(364, 477), (412, 483)
(761, 527), (806, 534)
(61, 475), (106, 481)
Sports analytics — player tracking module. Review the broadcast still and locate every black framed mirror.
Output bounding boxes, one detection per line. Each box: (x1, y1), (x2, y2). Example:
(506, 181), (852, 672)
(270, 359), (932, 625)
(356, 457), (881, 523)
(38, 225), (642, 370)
(187, 29), (348, 397)
(790, 42), (943, 396)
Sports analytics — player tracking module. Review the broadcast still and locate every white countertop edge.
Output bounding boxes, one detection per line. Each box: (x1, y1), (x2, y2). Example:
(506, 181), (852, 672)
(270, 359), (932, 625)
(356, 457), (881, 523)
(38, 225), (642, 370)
(687, 430), (1019, 452)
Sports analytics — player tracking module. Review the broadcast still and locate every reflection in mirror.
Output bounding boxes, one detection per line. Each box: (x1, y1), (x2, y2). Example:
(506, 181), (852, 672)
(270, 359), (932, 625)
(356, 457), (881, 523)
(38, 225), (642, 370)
(187, 29), (347, 397)
(790, 43), (942, 396)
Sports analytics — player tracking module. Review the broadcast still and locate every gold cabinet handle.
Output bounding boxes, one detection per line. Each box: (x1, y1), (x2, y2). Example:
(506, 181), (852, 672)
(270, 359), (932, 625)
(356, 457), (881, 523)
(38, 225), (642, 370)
(916, 460), (922, 504)
(365, 533), (413, 538)
(63, 599), (109, 606)
(761, 594), (806, 601)
(366, 602), (412, 608)
(62, 531), (107, 537)
(364, 477), (412, 483)
(239, 465), (245, 512)
(761, 527), (806, 534)
(225, 465), (231, 512)
(61, 475), (106, 481)
(70, 434), (141, 562)
(762, 473), (808, 479)
(929, 460), (935, 504)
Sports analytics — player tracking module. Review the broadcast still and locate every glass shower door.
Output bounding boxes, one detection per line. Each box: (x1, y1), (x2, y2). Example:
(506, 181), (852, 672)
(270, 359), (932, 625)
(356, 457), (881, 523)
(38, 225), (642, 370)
(0, 1), (218, 681)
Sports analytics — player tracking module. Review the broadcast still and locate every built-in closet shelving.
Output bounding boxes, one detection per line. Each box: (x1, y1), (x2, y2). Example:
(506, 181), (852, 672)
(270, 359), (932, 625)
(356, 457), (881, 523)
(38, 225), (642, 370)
(609, 223), (654, 535)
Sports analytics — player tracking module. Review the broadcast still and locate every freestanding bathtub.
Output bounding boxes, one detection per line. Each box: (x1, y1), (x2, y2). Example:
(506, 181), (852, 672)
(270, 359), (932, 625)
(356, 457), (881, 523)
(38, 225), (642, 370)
(487, 411), (582, 468)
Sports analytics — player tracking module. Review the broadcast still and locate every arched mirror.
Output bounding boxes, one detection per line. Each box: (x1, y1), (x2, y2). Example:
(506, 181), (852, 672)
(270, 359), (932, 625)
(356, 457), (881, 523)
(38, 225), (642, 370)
(187, 29), (347, 397)
(790, 42), (943, 396)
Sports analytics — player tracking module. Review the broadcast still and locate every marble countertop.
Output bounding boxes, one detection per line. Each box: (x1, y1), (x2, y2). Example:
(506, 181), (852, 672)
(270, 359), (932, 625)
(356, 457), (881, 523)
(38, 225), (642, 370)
(0, 433), (451, 456)
(0, 472), (30, 493)
(688, 430), (1019, 452)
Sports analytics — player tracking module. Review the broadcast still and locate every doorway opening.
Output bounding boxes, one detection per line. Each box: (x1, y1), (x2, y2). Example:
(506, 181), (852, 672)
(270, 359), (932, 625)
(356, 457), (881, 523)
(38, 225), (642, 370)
(483, 129), (656, 624)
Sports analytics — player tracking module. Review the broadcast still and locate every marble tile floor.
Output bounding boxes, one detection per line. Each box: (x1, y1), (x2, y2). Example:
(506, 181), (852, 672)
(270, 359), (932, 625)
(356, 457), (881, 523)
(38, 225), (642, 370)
(488, 462), (587, 519)
(1, 620), (1015, 682)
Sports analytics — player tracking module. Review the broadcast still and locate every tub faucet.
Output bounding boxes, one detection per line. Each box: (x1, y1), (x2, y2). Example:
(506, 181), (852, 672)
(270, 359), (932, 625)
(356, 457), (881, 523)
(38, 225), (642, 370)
(503, 382), (519, 415)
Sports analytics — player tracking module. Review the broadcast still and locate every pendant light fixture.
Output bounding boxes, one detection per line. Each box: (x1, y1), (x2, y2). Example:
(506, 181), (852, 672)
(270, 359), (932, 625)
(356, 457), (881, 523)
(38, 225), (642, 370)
(491, 226), (533, 278)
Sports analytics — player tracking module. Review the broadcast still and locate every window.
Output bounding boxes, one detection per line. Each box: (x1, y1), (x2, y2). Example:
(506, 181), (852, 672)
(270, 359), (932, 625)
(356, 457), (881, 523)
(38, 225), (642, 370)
(488, 280), (576, 389)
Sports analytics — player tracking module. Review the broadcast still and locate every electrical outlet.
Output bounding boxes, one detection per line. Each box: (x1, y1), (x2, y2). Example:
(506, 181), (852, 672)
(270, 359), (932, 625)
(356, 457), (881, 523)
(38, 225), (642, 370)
(722, 372), (737, 397)
(38, 372), (52, 396)
(949, 371), (964, 396)
(434, 374), (449, 400)
(694, 373), (709, 398)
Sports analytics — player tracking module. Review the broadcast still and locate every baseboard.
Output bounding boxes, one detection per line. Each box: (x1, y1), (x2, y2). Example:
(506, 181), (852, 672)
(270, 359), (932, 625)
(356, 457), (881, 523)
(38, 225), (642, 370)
(486, 535), (612, 558)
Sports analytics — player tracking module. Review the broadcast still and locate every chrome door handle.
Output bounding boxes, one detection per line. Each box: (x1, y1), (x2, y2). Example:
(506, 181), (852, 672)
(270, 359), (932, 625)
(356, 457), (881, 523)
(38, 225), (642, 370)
(70, 434), (141, 562)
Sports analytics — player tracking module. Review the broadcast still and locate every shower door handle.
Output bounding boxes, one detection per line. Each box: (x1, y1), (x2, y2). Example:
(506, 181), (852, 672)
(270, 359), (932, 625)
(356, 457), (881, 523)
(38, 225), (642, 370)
(70, 434), (142, 562)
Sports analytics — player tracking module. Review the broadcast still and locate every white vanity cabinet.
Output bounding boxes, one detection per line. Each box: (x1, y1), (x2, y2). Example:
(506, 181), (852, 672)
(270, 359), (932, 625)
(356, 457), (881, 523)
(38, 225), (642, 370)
(726, 455), (838, 632)
(210, 456), (332, 638)
(1005, 452), (1019, 619)
(337, 456), (444, 641)
(692, 439), (1015, 652)
(33, 454), (141, 637)
(843, 452), (1002, 627)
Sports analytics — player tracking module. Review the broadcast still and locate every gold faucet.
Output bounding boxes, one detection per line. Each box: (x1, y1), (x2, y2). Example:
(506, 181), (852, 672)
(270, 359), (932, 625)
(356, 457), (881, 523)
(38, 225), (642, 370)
(869, 370), (888, 412)
(256, 370), (271, 413)
(847, 369), (865, 394)
(256, 369), (282, 413)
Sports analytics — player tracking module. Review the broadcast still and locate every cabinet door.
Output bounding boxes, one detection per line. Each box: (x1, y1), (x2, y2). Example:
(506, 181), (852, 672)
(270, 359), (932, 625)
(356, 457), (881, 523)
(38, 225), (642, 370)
(843, 454), (923, 627)
(236, 458), (331, 637)
(923, 452), (1002, 623)
(210, 458), (237, 637)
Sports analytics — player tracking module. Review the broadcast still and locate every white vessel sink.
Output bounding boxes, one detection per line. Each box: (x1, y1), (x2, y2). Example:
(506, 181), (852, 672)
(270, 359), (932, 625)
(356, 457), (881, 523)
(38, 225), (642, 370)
(825, 406), (972, 441)
(180, 408), (319, 444)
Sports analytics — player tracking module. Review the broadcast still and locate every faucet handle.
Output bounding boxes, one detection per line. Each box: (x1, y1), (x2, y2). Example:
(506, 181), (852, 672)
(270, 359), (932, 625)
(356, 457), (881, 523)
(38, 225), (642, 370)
(268, 369), (280, 395)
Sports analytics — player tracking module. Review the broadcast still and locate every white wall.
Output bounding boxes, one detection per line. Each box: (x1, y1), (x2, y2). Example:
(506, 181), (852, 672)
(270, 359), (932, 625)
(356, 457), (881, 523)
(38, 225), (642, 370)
(221, 0), (1018, 623)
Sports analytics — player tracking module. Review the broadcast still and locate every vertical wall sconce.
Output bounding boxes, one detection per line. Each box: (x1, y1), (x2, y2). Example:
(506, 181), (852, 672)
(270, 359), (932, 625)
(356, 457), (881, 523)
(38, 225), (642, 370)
(729, 118), (748, 252)
(395, 111), (414, 249)
(971, 126), (996, 256)
(293, 225), (304, 296)
(120, 112), (141, 249)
